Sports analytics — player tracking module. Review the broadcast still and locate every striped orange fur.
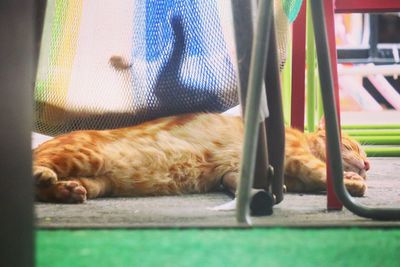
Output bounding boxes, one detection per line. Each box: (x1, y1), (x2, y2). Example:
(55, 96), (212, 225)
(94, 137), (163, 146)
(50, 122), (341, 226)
(33, 113), (369, 203)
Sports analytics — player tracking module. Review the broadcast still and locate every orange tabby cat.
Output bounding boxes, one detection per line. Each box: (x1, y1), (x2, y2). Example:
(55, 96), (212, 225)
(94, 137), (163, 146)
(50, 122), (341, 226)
(33, 113), (369, 203)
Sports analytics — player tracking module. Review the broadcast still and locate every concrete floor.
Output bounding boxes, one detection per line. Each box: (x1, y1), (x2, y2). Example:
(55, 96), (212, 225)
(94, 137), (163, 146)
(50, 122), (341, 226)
(36, 157), (400, 228)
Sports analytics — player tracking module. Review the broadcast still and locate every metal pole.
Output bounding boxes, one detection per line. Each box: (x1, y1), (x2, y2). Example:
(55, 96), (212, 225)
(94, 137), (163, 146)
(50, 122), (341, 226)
(231, 0), (274, 219)
(231, 0), (256, 111)
(235, 0), (273, 224)
(264, 21), (285, 205)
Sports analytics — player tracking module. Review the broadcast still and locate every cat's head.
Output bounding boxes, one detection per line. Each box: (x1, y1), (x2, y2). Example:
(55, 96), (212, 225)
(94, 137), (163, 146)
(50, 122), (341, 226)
(310, 129), (370, 179)
(340, 133), (370, 179)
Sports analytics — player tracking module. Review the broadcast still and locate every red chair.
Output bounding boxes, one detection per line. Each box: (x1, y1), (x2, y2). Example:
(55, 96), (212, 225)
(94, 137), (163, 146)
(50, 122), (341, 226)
(291, 0), (400, 210)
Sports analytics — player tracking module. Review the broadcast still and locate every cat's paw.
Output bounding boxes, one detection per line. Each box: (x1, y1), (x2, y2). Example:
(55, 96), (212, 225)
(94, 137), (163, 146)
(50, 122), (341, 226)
(33, 166), (58, 186)
(36, 180), (87, 203)
(344, 171), (367, 197)
(52, 181), (87, 203)
(344, 171), (364, 181)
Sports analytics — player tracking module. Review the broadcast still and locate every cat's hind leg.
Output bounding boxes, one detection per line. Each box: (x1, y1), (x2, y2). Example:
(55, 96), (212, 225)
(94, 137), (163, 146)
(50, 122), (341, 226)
(221, 171), (238, 197)
(33, 165), (58, 187)
(36, 180), (87, 203)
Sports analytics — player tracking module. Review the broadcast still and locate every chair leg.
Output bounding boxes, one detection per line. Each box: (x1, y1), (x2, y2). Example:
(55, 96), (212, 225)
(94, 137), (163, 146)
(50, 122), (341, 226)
(264, 20), (285, 205)
(230, 0), (255, 107)
(253, 124), (270, 191)
(321, 0), (343, 210)
(290, 0), (306, 131)
(311, 0), (400, 220)
(234, 0), (274, 224)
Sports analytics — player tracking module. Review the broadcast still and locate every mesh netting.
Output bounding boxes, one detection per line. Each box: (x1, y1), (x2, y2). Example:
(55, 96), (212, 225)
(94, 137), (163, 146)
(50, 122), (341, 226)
(34, 0), (239, 135)
(34, 0), (299, 136)
(283, 0), (303, 23)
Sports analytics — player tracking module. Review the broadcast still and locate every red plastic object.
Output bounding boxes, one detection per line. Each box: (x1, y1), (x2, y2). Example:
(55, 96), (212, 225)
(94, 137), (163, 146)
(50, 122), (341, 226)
(323, 0), (400, 209)
(290, 0), (306, 131)
(291, 0), (400, 210)
(324, 0), (343, 210)
(335, 0), (400, 13)
(290, 0), (343, 209)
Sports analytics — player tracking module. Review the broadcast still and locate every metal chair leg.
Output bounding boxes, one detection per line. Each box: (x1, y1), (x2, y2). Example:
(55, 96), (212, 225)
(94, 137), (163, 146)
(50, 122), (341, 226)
(232, 0), (274, 224)
(311, 0), (400, 220)
(264, 20), (285, 205)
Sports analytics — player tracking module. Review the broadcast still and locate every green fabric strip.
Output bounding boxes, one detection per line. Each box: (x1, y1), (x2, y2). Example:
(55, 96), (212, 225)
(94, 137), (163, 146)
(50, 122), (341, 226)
(37, 229), (400, 267)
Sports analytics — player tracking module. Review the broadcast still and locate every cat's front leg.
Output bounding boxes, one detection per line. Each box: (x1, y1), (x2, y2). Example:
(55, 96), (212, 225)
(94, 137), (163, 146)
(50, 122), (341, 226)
(284, 155), (327, 193)
(284, 153), (367, 197)
(221, 171), (238, 196)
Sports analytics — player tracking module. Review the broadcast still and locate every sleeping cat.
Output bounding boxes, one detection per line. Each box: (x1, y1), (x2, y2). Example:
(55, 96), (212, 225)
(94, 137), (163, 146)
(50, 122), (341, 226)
(33, 113), (369, 203)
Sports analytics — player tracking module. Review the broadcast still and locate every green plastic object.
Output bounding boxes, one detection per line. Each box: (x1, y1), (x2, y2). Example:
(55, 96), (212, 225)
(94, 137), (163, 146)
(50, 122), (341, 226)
(342, 124), (400, 130)
(35, 0), (68, 99)
(364, 147), (400, 157)
(354, 136), (400, 145)
(306, 0), (316, 132)
(345, 129), (400, 136)
(281, 35), (292, 125)
(282, 0), (303, 23)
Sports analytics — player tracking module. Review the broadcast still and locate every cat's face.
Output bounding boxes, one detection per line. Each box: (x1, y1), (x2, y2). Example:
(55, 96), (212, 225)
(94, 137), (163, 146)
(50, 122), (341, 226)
(309, 130), (370, 179)
(340, 134), (370, 179)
